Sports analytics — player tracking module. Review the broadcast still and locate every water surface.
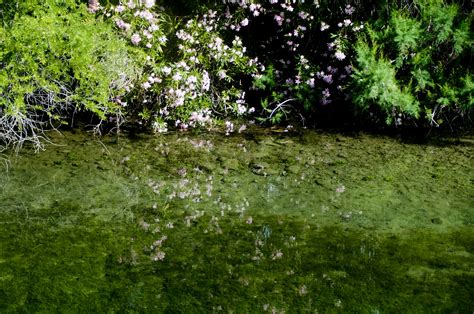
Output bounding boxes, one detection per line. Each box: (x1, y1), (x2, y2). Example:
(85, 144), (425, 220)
(1, 129), (472, 312)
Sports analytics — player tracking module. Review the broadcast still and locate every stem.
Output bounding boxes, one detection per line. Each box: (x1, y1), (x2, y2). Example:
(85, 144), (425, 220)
(269, 98), (296, 119)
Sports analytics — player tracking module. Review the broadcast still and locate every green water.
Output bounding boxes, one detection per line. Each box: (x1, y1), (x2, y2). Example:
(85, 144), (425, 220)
(0, 129), (473, 312)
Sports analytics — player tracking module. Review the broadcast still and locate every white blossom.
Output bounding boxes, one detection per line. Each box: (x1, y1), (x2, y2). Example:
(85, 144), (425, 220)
(335, 51), (346, 60)
(320, 22), (330, 31)
(131, 33), (141, 45)
(116, 19), (131, 31)
(115, 5), (125, 13)
(345, 5), (355, 15)
(144, 0), (155, 8)
(202, 71), (210, 91)
(323, 74), (333, 84)
(161, 66), (171, 75)
(172, 73), (182, 81)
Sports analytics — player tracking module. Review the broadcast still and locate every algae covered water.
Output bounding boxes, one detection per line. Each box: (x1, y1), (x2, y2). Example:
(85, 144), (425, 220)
(0, 129), (472, 312)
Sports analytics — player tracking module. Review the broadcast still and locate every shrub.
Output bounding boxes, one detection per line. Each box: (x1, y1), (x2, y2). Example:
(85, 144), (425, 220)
(351, 0), (473, 127)
(104, 2), (259, 132)
(215, 1), (363, 125)
(0, 0), (144, 150)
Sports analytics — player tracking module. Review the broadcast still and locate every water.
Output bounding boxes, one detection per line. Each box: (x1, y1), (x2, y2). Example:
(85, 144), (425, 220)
(0, 128), (472, 312)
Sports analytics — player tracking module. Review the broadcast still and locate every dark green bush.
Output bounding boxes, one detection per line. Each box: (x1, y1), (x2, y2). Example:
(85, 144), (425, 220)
(351, 0), (472, 126)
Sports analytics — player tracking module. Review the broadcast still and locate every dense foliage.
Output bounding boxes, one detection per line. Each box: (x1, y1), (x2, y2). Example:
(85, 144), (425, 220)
(0, 0), (144, 150)
(0, 0), (472, 150)
(351, 0), (473, 126)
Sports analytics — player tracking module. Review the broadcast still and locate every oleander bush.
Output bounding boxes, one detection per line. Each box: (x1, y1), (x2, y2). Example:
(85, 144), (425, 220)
(218, 1), (366, 125)
(103, 2), (259, 132)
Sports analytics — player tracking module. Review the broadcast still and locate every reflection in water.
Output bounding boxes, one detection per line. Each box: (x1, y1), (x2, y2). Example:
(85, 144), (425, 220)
(0, 129), (472, 311)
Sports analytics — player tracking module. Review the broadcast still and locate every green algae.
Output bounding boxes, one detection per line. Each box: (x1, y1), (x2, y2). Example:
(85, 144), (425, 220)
(0, 129), (473, 311)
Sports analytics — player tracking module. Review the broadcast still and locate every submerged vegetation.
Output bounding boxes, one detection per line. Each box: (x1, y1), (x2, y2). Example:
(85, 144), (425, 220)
(0, 0), (472, 150)
(1, 130), (473, 311)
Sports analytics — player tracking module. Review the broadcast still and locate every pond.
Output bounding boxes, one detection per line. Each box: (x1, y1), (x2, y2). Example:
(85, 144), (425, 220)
(0, 128), (473, 312)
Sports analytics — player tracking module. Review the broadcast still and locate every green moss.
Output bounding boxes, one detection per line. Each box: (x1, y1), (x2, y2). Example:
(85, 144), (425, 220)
(0, 129), (472, 311)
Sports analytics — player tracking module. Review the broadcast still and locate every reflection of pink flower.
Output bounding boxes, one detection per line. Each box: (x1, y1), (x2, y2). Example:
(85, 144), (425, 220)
(336, 185), (346, 193)
(272, 249), (283, 260)
(151, 251), (165, 261)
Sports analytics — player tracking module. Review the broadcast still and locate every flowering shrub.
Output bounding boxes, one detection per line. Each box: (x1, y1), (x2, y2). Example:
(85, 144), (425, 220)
(218, 1), (365, 124)
(105, 2), (259, 132)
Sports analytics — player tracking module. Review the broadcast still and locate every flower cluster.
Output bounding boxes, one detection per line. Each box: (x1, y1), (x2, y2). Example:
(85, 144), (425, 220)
(106, 3), (259, 130)
(222, 1), (364, 121)
(109, 1), (167, 51)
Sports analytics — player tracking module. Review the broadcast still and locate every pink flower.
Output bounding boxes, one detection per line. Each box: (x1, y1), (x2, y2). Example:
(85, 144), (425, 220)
(345, 5), (355, 15)
(142, 81), (151, 89)
(240, 18), (249, 27)
(144, 0), (155, 8)
(322, 88), (331, 98)
(201, 71), (210, 91)
(274, 15), (283, 26)
(225, 121), (234, 135)
(126, 0), (136, 9)
(116, 19), (131, 31)
(335, 51), (346, 60)
(323, 74), (333, 84)
(131, 33), (141, 45)
(115, 5), (125, 13)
